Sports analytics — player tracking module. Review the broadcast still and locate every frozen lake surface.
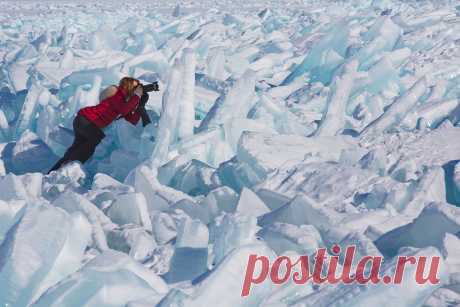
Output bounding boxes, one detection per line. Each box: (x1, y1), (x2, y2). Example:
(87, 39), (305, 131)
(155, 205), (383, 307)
(0, 0), (460, 306)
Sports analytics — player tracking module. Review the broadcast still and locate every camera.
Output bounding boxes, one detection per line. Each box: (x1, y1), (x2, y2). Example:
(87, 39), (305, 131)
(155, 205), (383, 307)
(140, 82), (159, 93)
(136, 82), (159, 127)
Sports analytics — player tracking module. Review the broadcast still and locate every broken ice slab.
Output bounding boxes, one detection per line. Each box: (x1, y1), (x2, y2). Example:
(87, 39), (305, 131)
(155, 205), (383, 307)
(0, 203), (92, 307)
(441, 233), (460, 277)
(34, 61), (74, 88)
(363, 123), (460, 181)
(7, 63), (30, 92)
(125, 165), (194, 212)
(14, 83), (44, 138)
(195, 72), (230, 95)
(181, 243), (276, 307)
(163, 247), (208, 284)
(255, 188), (290, 211)
(210, 213), (260, 266)
(43, 161), (87, 201)
(171, 127), (234, 168)
(291, 246), (447, 307)
(53, 191), (115, 251)
(151, 212), (177, 245)
(249, 51), (293, 74)
(194, 84), (221, 116)
(205, 48), (227, 81)
(89, 24), (123, 52)
(200, 186), (239, 220)
(107, 192), (152, 231)
(0, 199), (26, 244)
(355, 16), (403, 67)
(87, 173), (135, 209)
(236, 187), (270, 217)
(0, 172), (42, 201)
(163, 216), (209, 283)
(259, 223), (323, 256)
(237, 131), (356, 186)
(268, 75), (308, 100)
(198, 69), (257, 132)
(176, 216), (209, 249)
(423, 288), (460, 307)
(160, 158), (217, 196)
(2, 130), (58, 175)
(337, 232), (382, 268)
(216, 156), (262, 193)
(177, 48), (196, 141)
(36, 102), (63, 152)
(281, 20), (349, 85)
(0, 109), (9, 142)
(257, 94), (316, 137)
(91, 172), (134, 193)
(115, 118), (143, 152)
(106, 224), (156, 262)
(167, 198), (211, 225)
(60, 66), (122, 90)
(375, 202), (460, 257)
(48, 124), (74, 151)
(315, 60), (359, 137)
(395, 166), (445, 218)
(32, 250), (168, 307)
(360, 76), (427, 138)
(259, 195), (342, 230)
(223, 117), (278, 153)
(257, 159), (447, 232)
(150, 61), (183, 167)
(403, 99), (459, 130)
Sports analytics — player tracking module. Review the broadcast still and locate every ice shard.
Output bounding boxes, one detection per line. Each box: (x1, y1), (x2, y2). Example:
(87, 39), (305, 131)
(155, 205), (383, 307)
(315, 60), (360, 136)
(0, 204), (91, 307)
(361, 76), (428, 138)
(199, 69), (257, 131)
(177, 48), (196, 141)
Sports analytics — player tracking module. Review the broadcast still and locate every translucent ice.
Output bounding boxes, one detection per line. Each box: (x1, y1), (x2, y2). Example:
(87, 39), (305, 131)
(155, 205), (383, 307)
(126, 165), (194, 212)
(107, 193), (152, 231)
(236, 187), (270, 217)
(237, 131), (355, 185)
(315, 60), (359, 136)
(53, 191), (114, 251)
(107, 225), (156, 262)
(361, 76), (428, 138)
(1, 1), (460, 305)
(210, 213), (260, 266)
(375, 202), (460, 257)
(33, 250), (168, 307)
(259, 223), (323, 256)
(14, 83), (44, 138)
(5, 130), (58, 174)
(0, 204), (91, 307)
(177, 48), (196, 141)
(186, 243), (275, 307)
(292, 247), (447, 307)
(199, 69), (257, 131)
(164, 217), (209, 283)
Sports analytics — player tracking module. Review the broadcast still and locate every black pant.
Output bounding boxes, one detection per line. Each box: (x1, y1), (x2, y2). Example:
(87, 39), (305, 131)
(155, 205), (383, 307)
(48, 114), (105, 173)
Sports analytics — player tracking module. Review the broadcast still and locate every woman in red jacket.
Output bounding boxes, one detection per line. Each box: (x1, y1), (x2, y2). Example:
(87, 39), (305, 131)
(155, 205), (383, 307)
(48, 77), (145, 173)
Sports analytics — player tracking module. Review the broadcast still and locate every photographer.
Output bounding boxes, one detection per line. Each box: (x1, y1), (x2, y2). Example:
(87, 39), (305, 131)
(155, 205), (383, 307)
(48, 77), (158, 173)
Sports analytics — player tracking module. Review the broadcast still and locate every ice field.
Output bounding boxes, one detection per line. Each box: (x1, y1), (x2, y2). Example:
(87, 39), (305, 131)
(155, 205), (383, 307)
(1, 0), (460, 306)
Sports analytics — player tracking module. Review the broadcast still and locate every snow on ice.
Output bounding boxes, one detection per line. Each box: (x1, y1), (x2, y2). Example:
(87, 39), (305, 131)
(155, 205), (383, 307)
(0, 0), (460, 306)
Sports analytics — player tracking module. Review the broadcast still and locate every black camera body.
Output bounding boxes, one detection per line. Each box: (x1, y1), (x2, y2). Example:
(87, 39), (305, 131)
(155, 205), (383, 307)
(140, 82), (159, 93)
(137, 82), (159, 127)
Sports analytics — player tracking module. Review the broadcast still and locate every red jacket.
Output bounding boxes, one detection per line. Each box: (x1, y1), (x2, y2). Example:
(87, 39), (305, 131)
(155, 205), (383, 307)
(78, 87), (141, 128)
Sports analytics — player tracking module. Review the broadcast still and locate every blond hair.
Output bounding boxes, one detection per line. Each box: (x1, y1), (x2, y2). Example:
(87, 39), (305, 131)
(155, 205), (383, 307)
(119, 77), (140, 97)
